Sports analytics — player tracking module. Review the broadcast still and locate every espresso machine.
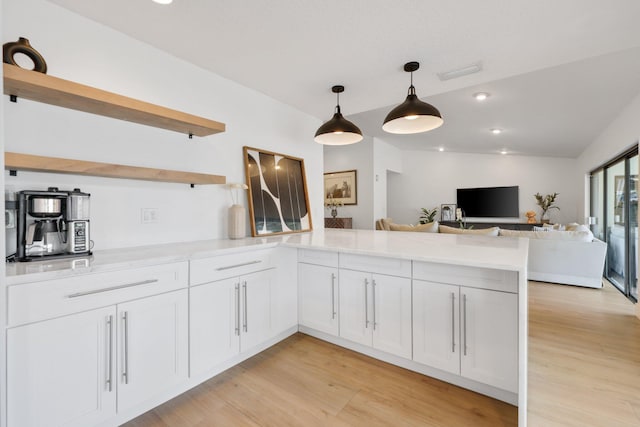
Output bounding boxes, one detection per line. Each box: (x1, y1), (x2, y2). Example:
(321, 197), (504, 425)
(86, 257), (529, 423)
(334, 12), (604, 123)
(16, 187), (91, 261)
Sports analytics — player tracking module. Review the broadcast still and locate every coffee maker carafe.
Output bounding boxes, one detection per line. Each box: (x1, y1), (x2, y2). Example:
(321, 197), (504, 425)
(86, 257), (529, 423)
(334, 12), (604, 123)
(16, 187), (92, 261)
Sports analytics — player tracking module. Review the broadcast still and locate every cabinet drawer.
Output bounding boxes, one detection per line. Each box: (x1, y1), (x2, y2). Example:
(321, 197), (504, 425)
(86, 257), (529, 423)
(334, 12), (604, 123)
(7, 262), (189, 327)
(298, 249), (339, 268)
(340, 253), (411, 278)
(190, 249), (273, 285)
(413, 261), (518, 293)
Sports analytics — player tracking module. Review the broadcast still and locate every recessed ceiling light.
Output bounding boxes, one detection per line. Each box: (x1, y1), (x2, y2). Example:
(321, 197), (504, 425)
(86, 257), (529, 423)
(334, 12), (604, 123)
(491, 128), (502, 135)
(438, 147), (444, 152)
(473, 92), (490, 101)
(152, 0), (173, 4)
(500, 149), (508, 155)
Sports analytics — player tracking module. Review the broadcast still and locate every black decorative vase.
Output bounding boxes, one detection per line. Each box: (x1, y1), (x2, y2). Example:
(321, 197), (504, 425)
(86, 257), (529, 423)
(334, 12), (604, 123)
(3, 37), (47, 74)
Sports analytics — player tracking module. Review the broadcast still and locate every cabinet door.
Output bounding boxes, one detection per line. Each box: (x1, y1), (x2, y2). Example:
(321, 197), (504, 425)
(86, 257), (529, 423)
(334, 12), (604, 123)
(190, 278), (241, 376)
(371, 274), (412, 359)
(7, 306), (117, 427)
(117, 289), (189, 412)
(240, 268), (276, 351)
(339, 269), (371, 346)
(298, 263), (339, 336)
(460, 287), (518, 392)
(413, 280), (460, 374)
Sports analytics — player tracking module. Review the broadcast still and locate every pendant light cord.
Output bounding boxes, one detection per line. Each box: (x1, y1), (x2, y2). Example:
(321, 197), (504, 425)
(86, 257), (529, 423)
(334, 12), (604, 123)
(407, 70), (416, 96)
(335, 90), (341, 114)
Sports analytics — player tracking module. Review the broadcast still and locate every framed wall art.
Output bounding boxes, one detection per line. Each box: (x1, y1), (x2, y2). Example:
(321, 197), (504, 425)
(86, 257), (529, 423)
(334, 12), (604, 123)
(243, 146), (313, 236)
(441, 204), (456, 221)
(324, 169), (357, 205)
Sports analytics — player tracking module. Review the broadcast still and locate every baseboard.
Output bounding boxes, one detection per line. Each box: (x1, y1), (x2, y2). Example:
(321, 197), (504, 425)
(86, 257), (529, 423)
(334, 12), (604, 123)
(298, 326), (519, 406)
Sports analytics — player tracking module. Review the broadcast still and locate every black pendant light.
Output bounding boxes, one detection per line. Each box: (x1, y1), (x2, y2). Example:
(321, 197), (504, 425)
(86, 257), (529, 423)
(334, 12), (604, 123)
(314, 85), (363, 145)
(382, 61), (443, 134)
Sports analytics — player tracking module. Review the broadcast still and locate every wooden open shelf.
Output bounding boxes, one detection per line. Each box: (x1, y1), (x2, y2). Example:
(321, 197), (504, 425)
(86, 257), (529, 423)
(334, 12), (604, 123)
(5, 152), (226, 185)
(3, 64), (226, 137)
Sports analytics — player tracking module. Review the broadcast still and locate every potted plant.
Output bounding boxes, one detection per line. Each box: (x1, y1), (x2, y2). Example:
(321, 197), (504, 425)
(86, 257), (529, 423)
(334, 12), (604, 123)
(534, 192), (559, 222)
(419, 207), (438, 224)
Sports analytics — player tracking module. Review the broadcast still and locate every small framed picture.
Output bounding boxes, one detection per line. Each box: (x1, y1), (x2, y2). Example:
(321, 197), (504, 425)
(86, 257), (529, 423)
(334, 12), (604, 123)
(441, 204), (456, 221)
(324, 169), (357, 205)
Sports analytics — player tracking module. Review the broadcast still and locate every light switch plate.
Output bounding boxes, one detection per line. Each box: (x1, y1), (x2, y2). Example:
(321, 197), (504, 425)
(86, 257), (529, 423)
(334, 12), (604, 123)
(141, 208), (159, 224)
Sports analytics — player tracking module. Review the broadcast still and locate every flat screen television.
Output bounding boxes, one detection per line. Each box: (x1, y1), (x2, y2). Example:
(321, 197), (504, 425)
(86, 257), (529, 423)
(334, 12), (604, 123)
(456, 186), (519, 218)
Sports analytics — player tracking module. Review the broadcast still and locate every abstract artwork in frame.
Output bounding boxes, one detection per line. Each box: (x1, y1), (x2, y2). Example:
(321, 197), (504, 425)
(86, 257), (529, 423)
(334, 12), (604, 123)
(243, 146), (313, 236)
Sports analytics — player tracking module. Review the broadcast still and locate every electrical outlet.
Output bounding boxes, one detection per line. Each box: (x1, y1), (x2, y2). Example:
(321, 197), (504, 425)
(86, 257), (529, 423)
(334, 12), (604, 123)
(141, 208), (159, 224)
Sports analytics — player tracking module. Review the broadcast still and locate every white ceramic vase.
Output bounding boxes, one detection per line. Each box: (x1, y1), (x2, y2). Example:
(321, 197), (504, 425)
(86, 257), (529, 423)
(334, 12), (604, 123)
(228, 204), (246, 239)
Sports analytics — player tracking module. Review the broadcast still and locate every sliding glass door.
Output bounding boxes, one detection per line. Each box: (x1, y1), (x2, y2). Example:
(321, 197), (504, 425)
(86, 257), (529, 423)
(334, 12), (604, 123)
(591, 147), (638, 302)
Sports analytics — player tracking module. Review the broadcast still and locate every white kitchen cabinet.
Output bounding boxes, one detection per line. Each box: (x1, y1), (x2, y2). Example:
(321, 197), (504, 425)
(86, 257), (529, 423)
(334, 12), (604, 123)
(339, 269), (412, 359)
(298, 262), (339, 336)
(413, 281), (460, 374)
(116, 289), (189, 413)
(7, 307), (117, 427)
(460, 286), (518, 393)
(413, 279), (518, 393)
(190, 268), (276, 376)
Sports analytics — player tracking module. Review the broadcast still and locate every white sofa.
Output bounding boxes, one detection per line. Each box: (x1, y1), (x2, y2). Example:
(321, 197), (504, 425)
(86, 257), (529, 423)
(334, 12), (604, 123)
(499, 229), (607, 288)
(376, 218), (607, 288)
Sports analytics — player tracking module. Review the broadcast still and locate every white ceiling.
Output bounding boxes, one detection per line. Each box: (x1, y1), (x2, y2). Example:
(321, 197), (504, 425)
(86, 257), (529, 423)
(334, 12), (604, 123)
(48, 0), (640, 157)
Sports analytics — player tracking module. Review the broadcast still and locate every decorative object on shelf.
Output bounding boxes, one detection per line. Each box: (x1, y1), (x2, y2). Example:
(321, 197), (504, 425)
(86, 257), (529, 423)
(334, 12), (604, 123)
(325, 196), (343, 218)
(382, 61), (443, 134)
(525, 210), (537, 224)
(419, 207), (438, 224)
(227, 183), (248, 239)
(324, 169), (357, 205)
(243, 146), (312, 236)
(534, 192), (559, 222)
(325, 217), (352, 229)
(440, 204), (455, 221)
(3, 37), (47, 73)
(314, 85), (363, 145)
(455, 207), (473, 229)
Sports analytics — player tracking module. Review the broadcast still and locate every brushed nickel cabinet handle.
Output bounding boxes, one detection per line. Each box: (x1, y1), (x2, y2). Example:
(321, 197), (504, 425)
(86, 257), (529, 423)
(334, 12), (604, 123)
(372, 279), (377, 330)
(215, 260), (261, 271)
(243, 281), (248, 333)
(122, 311), (129, 384)
(234, 283), (240, 336)
(364, 278), (369, 328)
(106, 315), (113, 392)
(67, 279), (158, 298)
(451, 292), (456, 353)
(463, 294), (468, 356)
(331, 273), (336, 319)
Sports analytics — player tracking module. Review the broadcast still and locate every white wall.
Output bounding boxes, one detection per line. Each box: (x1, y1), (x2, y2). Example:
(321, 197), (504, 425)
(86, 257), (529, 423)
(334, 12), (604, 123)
(387, 151), (580, 226)
(323, 136), (374, 229)
(3, 0), (323, 251)
(577, 91), (640, 221)
(373, 138), (402, 222)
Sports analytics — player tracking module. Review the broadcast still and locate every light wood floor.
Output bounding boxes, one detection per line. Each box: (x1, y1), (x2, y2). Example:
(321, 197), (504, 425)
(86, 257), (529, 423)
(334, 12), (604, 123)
(125, 281), (640, 427)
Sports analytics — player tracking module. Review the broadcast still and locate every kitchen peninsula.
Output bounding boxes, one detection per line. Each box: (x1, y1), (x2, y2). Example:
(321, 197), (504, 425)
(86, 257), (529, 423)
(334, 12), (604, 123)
(4, 229), (528, 427)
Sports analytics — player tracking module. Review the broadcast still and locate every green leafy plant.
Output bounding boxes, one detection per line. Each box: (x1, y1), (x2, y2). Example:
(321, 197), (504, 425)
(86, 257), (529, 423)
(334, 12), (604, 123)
(419, 207), (438, 224)
(534, 192), (559, 220)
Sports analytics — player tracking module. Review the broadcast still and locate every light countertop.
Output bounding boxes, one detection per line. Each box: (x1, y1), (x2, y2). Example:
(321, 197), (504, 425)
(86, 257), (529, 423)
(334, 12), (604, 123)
(5, 229), (528, 285)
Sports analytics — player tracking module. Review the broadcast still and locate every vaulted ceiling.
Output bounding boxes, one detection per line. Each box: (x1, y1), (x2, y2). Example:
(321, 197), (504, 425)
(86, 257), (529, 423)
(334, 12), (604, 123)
(48, 0), (640, 157)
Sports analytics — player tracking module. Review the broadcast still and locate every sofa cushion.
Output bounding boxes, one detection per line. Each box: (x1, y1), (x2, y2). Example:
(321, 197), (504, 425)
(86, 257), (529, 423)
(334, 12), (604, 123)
(389, 221), (439, 233)
(499, 229), (594, 242)
(565, 223), (590, 232)
(379, 218), (393, 231)
(439, 225), (500, 236)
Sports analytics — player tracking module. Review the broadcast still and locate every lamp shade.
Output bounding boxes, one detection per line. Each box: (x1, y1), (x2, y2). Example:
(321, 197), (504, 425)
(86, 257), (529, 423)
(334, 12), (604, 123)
(314, 85), (363, 145)
(382, 61), (443, 134)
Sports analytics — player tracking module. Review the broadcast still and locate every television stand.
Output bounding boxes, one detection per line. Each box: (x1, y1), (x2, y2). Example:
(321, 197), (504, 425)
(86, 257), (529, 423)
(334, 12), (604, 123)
(440, 221), (543, 231)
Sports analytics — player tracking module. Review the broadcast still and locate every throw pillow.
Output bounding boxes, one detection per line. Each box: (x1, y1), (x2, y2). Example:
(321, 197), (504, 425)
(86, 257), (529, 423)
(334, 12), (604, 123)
(379, 218), (393, 231)
(438, 225), (500, 236)
(388, 222), (415, 231)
